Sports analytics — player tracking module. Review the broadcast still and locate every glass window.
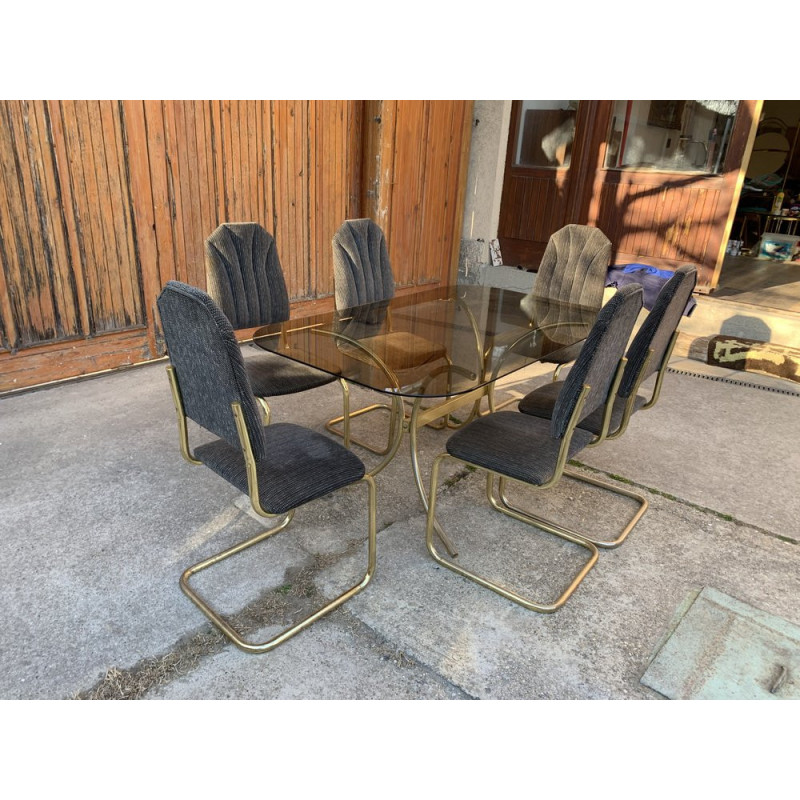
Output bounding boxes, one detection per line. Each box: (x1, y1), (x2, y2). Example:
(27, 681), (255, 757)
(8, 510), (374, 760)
(604, 100), (739, 174)
(514, 101), (578, 168)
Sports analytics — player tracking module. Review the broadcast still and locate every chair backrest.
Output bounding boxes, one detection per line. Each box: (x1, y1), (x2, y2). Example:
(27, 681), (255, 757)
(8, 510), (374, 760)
(157, 280), (267, 460)
(204, 222), (290, 328)
(617, 265), (698, 398)
(551, 284), (643, 439)
(531, 224), (612, 308)
(332, 219), (394, 308)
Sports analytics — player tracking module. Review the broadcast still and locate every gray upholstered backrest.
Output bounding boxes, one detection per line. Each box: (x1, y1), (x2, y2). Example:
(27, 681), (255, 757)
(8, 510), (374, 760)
(205, 223), (290, 328)
(618, 265), (698, 398)
(531, 224), (612, 308)
(332, 219), (394, 309)
(551, 284), (643, 439)
(157, 281), (267, 460)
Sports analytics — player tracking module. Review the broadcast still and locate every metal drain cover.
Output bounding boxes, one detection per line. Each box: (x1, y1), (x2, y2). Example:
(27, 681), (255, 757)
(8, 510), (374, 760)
(641, 587), (800, 699)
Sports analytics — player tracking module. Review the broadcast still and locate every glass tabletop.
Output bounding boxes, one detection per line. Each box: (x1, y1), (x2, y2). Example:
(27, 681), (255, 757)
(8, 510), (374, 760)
(252, 284), (598, 399)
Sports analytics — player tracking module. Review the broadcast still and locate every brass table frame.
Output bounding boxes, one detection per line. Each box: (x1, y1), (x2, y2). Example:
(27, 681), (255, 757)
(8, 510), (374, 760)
(253, 288), (596, 559)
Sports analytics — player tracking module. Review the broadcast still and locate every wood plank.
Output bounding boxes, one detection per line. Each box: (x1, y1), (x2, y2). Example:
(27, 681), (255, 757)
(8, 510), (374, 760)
(122, 99), (162, 355)
(264, 101), (277, 236)
(209, 100), (226, 223)
(28, 100), (81, 339)
(82, 99), (125, 330)
(0, 328), (151, 393)
(143, 100), (178, 290)
(162, 101), (188, 284)
(182, 100), (205, 287)
(221, 100), (235, 221)
(6, 100), (56, 342)
(97, 100), (142, 326)
(389, 100), (425, 286)
(309, 100), (320, 298)
(0, 102), (26, 349)
(47, 100), (91, 337)
(10, 101), (53, 339)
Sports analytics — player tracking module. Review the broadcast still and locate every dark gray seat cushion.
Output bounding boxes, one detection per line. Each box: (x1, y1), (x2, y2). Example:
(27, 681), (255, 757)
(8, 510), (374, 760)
(518, 380), (645, 435)
(244, 350), (336, 397)
(195, 422), (366, 515)
(446, 411), (594, 487)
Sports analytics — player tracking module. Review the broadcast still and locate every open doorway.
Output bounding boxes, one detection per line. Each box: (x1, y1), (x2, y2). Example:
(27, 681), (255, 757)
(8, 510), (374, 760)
(715, 100), (800, 312)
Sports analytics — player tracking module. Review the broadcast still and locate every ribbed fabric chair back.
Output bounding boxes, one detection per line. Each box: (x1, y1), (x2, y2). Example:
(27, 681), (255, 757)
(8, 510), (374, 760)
(617, 265), (697, 398)
(332, 219), (394, 308)
(532, 224), (612, 308)
(205, 223), (290, 328)
(157, 281), (267, 460)
(551, 284), (643, 439)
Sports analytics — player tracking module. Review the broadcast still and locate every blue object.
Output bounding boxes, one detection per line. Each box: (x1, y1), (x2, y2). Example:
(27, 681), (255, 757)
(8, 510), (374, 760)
(621, 263), (676, 280)
(606, 264), (697, 316)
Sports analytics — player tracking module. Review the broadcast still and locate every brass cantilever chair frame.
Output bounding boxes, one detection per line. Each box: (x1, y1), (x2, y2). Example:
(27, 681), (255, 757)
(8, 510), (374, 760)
(506, 266), (698, 548)
(159, 281), (377, 654)
(424, 285), (645, 612)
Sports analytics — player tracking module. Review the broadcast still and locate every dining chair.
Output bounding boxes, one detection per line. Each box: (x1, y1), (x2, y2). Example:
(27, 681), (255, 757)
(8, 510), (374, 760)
(327, 218), (449, 454)
(519, 224), (613, 380)
(156, 280), (377, 654)
(517, 265), (698, 446)
(424, 284), (646, 612)
(204, 222), (349, 430)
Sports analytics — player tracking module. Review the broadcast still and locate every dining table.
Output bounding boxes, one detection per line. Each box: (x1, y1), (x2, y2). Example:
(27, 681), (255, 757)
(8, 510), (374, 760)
(252, 283), (598, 555)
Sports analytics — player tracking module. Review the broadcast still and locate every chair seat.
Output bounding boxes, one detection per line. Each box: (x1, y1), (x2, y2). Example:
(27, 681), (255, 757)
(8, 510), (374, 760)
(446, 411), (595, 486)
(518, 380), (646, 435)
(338, 330), (447, 372)
(195, 422), (365, 515)
(244, 351), (337, 397)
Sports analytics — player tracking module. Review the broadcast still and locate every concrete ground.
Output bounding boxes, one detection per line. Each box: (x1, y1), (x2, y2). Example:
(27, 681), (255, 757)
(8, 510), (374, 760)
(1, 346), (799, 702)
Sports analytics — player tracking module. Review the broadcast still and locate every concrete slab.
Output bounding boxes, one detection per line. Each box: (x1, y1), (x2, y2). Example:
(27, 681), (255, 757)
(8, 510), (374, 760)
(641, 587), (800, 699)
(313, 468), (800, 700)
(1, 343), (798, 701)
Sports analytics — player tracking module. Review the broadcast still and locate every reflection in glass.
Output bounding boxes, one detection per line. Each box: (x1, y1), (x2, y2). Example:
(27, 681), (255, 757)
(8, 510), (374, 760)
(605, 100), (739, 174)
(514, 101), (579, 168)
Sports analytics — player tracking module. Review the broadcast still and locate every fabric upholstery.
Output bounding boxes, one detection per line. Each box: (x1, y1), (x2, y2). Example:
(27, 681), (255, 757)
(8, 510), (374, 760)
(519, 381), (645, 436)
(158, 281), (366, 511)
(517, 266), (696, 434)
(617, 264), (697, 398)
(204, 222), (336, 396)
(195, 422), (365, 515)
(521, 224), (612, 313)
(205, 223), (290, 329)
(157, 281), (269, 460)
(550, 284), (643, 439)
(332, 219), (394, 309)
(446, 411), (595, 487)
(244, 353), (337, 397)
(444, 286), (640, 487)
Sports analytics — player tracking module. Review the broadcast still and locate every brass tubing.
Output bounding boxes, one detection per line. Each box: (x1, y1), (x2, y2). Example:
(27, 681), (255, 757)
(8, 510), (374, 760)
(640, 330), (679, 410)
(180, 475), (377, 654)
(166, 366), (202, 466)
(425, 454), (598, 613)
(180, 400), (379, 653)
(409, 396), (459, 558)
(366, 394), (406, 478)
(605, 349), (654, 441)
(588, 357), (627, 447)
(495, 468), (649, 549)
